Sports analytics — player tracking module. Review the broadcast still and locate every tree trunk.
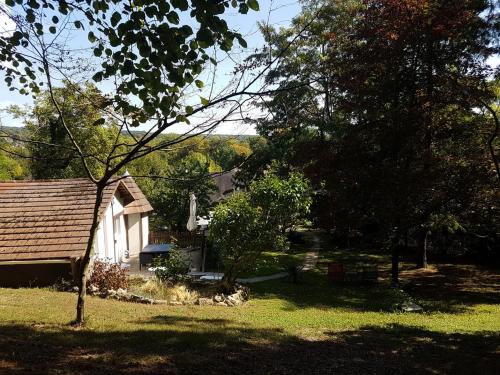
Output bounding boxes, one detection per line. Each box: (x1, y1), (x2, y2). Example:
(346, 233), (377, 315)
(75, 184), (105, 325)
(416, 229), (429, 269)
(391, 231), (401, 286)
(220, 261), (238, 294)
(391, 245), (399, 287)
(441, 229), (448, 257)
(220, 273), (235, 294)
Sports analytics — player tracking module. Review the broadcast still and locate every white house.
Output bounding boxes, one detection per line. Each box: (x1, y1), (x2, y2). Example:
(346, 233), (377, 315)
(93, 176), (152, 266)
(0, 175), (153, 286)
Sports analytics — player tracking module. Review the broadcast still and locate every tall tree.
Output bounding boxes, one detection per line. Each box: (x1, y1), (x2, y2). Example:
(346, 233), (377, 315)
(9, 81), (117, 178)
(252, 0), (499, 282)
(144, 152), (216, 230)
(0, 140), (26, 179)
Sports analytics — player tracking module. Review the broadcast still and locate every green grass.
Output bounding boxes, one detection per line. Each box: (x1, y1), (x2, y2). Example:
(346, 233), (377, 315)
(0, 241), (499, 374)
(238, 251), (308, 278)
(237, 231), (316, 278)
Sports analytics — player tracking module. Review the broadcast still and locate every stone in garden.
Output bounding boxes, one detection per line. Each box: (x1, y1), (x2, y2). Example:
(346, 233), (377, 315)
(88, 285), (99, 294)
(129, 294), (146, 302)
(198, 298), (214, 306)
(229, 295), (243, 305)
(402, 302), (424, 312)
(214, 295), (223, 303)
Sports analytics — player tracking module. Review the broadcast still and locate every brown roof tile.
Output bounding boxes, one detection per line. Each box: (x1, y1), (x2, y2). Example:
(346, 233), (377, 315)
(0, 177), (152, 262)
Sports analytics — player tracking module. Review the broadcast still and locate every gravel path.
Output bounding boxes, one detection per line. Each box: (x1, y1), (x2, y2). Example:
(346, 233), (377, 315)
(302, 233), (321, 271)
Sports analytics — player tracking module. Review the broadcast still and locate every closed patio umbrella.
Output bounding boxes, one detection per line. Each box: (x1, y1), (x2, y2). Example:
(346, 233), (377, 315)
(186, 193), (197, 232)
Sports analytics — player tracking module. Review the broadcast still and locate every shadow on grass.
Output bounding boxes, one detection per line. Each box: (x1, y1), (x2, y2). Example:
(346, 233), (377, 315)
(401, 264), (500, 313)
(250, 263), (499, 313)
(311, 237), (500, 313)
(0, 320), (498, 374)
(250, 271), (402, 312)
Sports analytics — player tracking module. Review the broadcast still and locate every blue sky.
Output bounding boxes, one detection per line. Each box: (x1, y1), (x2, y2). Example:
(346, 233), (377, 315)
(0, 0), (302, 135)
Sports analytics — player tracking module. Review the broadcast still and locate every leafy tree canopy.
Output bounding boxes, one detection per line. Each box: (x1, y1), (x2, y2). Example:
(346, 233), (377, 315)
(8, 81), (118, 179)
(1, 0), (260, 127)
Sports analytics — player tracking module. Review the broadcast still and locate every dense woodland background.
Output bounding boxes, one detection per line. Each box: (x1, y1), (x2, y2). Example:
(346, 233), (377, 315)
(0, 0), (499, 270)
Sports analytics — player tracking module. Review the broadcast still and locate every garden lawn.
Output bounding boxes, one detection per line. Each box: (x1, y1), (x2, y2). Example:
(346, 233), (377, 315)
(238, 251), (308, 278)
(0, 237), (498, 374)
(1, 261), (499, 374)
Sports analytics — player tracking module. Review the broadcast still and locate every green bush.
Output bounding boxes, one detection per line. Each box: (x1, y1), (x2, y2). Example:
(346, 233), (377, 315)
(210, 173), (312, 289)
(210, 192), (269, 288)
(152, 247), (190, 284)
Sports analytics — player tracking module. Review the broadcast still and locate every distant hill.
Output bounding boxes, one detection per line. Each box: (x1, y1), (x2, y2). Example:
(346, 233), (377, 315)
(0, 126), (28, 147)
(0, 126), (26, 136)
(119, 130), (254, 140)
(0, 125), (255, 140)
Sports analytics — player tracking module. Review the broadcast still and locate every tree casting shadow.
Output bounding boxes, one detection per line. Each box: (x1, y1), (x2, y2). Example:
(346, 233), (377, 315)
(0, 319), (498, 374)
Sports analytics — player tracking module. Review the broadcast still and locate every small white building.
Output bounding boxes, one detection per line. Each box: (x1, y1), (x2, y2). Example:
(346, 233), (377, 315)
(0, 176), (153, 286)
(93, 178), (152, 266)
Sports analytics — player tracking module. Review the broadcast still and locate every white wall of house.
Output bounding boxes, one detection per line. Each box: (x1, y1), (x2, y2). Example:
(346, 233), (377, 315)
(126, 213), (141, 257)
(141, 214), (149, 247)
(93, 193), (149, 266)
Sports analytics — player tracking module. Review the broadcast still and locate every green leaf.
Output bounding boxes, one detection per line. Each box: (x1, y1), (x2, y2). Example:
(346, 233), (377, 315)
(236, 35), (247, 48)
(200, 96), (209, 106)
(49, 26), (56, 34)
(111, 12), (121, 27)
(121, 60), (134, 75)
(239, 3), (248, 14)
(185, 105), (193, 114)
(26, 11), (35, 23)
(52, 16), (59, 24)
(247, 0), (259, 11)
(176, 114), (188, 123)
(92, 72), (103, 82)
(197, 28), (213, 43)
(195, 80), (204, 89)
(172, 0), (188, 11)
(167, 11), (179, 24)
(93, 118), (106, 126)
(74, 20), (83, 29)
(5, 0), (15, 7)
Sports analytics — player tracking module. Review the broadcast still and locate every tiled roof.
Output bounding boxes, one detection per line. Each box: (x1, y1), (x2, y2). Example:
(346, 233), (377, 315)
(209, 169), (238, 202)
(121, 177), (153, 214)
(0, 177), (152, 261)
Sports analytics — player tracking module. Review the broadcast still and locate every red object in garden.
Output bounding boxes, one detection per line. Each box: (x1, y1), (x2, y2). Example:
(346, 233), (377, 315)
(328, 263), (344, 282)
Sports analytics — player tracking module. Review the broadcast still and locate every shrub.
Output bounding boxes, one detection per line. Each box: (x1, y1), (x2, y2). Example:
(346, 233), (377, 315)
(135, 279), (199, 303)
(210, 173), (312, 290)
(88, 260), (128, 292)
(169, 284), (199, 304)
(152, 247), (190, 283)
(210, 192), (271, 289)
(250, 172), (312, 233)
